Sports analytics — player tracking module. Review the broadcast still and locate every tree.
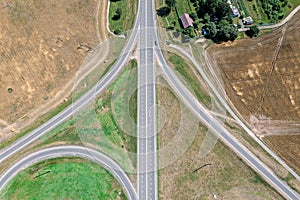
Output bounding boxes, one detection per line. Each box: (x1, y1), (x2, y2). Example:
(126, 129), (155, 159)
(196, 0), (230, 19)
(165, 0), (176, 8)
(182, 26), (196, 38)
(215, 21), (238, 42)
(112, 8), (122, 20)
(203, 13), (210, 23)
(203, 22), (217, 38)
(156, 6), (171, 17)
(246, 25), (260, 37)
(190, 13), (198, 20)
(114, 29), (122, 35)
(193, 21), (199, 30)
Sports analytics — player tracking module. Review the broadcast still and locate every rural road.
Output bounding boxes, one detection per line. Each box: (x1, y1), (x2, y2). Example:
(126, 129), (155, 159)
(0, 146), (137, 200)
(239, 5), (300, 32)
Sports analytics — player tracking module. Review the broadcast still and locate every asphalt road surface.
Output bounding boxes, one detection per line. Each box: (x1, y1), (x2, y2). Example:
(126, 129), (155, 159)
(137, 0), (157, 199)
(0, 146), (137, 200)
(1, 1), (300, 200)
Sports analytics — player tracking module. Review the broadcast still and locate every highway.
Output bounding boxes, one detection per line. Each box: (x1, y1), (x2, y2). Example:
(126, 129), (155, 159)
(0, 146), (137, 200)
(1, 0), (300, 199)
(137, 0), (157, 199)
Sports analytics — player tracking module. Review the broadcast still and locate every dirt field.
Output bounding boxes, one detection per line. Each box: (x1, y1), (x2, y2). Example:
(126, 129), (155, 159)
(157, 79), (282, 199)
(264, 134), (300, 174)
(0, 0), (107, 139)
(207, 12), (300, 121)
(207, 12), (300, 174)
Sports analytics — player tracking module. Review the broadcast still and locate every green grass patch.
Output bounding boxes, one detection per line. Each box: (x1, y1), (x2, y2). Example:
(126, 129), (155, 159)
(242, 0), (300, 24)
(0, 158), (126, 200)
(157, 0), (195, 31)
(109, 0), (138, 34)
(251, 173), (268, 186)
(99, 59), (137, 152)
(283, 0), (300, 17)
(175, 0), (195, 17)
(168, 53), (211, 107)
(238, 0), (251, 17)
(38, 60), (138, 171)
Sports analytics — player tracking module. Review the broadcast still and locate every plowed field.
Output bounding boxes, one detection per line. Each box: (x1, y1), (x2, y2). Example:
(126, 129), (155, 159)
(207, 11), (300, 174)
(208, 13), (300, 121)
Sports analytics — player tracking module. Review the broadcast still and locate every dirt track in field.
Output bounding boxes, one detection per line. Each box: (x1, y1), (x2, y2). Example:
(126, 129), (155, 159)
(0, 0), (108, 140)
(207, 11), (300, 174)
(208, 12), (300, 122)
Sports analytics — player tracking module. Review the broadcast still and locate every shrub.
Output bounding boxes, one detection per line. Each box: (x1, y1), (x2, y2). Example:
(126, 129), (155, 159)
(8, 88), (13, 93)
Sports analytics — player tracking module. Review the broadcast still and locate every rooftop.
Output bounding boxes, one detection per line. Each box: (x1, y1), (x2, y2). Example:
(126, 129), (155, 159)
(179, 13), (194, 29)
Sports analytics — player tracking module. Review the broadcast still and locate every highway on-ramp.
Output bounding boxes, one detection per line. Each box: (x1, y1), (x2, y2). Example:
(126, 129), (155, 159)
(0, 146), (137, 200)
(170, 44), (300, 182)
(154, 47), (300, 200)
(1, 0), (300, 199)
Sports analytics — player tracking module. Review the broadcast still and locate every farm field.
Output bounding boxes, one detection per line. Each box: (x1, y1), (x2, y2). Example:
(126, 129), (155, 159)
(207, 11), (300, 121)
(264, 135), (300, 174)
(207, 11), (300, 173)
(0, 0), (104, 141)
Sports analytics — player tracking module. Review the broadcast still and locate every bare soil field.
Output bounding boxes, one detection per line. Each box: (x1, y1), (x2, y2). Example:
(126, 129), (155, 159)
(264, 134), (300, 174)
(0, 0), (105, 139)
(208, 12), (300, 121)
(157, 80), (282, 199)
(207, 12), (300, 174)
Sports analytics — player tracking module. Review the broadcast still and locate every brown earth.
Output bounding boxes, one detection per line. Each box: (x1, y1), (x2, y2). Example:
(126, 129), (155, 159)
(207, 12), (300, 121)
(207, 12), (300, 174)
(0, 0), (108, 140)
(264, 134), (300, 174)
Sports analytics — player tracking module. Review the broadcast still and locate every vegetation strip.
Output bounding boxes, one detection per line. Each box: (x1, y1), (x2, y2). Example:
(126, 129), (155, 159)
(0, 158), (126, 200)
